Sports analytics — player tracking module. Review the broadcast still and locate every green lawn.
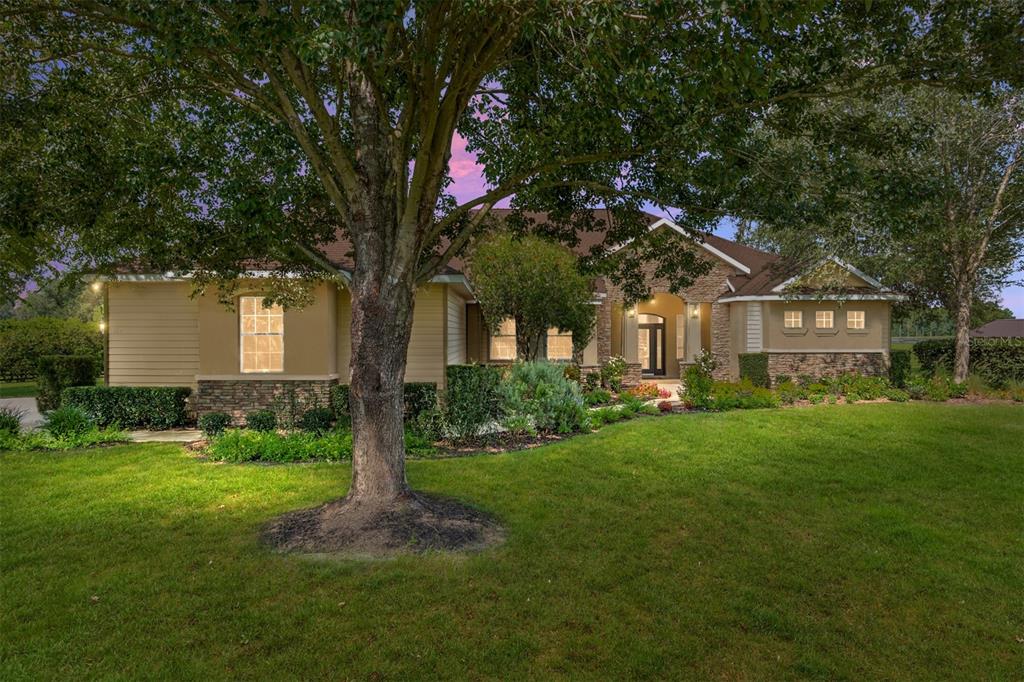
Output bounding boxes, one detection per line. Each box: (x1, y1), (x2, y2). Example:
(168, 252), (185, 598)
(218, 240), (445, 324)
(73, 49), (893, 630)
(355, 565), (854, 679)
(0, 381), (37, 398)
(2, 404), (1022, 680)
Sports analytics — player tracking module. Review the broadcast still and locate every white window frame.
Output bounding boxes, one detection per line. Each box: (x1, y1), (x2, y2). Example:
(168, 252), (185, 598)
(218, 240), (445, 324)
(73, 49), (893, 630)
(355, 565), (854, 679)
(784, 310), (803, 329)
(239, 296), (284, 373)
(815, 310), (834, 329)
(847, 310), (866, 330)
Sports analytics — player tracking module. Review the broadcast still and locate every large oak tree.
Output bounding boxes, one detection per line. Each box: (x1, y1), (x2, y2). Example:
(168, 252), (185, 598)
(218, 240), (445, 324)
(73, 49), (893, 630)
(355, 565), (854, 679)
(3, 1), (1020, 536)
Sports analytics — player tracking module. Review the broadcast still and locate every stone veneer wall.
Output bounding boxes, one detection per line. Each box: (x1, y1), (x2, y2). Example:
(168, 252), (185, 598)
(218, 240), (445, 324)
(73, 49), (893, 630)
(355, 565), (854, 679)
(766, 352), (888, 381)
(710, 303), (732, 380)
(194, 378), (337, 423)
(622, 362), (642, 388)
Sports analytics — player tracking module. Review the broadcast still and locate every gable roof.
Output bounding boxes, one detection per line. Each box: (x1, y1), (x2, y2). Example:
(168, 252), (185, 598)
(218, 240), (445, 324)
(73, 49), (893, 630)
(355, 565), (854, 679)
(970, 319), (1024, 338)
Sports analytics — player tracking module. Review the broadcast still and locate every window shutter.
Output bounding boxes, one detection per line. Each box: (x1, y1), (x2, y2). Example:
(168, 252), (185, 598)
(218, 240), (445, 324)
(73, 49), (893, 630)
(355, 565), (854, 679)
(746, 303), (763, 351)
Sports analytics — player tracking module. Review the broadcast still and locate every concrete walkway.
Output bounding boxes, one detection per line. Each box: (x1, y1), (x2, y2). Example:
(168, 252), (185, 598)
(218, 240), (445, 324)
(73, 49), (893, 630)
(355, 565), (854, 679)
(0, 397), (43, 430)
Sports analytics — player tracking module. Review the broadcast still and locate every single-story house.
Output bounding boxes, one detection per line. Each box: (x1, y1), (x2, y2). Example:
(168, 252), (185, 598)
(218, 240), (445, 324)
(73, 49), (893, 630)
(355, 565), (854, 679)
(99, 211), (904, 418)
(970, 319), (1024, 338)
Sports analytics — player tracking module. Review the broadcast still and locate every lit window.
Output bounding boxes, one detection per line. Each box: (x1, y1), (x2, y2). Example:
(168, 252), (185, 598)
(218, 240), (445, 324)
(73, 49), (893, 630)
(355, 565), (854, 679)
(847, 310), (865, 330)
(489, 318), (517, 361)
(816, 310), (834, 329)
(240, 297), (284, 373)
(784, 310), (802, 328)
(547, 328), (573, 361)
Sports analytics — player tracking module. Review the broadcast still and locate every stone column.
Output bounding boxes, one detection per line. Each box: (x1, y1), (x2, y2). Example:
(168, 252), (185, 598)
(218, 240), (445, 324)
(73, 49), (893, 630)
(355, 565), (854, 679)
(623, 305), (639, 364)
(596, 297), (613, 364)
(710, 302), (732, 380)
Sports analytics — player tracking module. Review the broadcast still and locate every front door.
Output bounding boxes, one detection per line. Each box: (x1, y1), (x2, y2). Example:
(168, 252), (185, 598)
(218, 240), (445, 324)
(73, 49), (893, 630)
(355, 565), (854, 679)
(638, 313), (665, 377)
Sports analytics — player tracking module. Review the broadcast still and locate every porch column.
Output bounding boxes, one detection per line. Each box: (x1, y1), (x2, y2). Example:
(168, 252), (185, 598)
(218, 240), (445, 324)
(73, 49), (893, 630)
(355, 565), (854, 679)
(623, 304), (639, 363)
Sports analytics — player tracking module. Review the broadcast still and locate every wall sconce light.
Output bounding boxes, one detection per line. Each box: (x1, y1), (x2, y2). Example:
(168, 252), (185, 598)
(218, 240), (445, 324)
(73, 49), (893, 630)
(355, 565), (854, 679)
(690, 306), (700, 319)
(626, 306), (637, 318)
(98, 321), (107, 333)
(91, 281), (102, 293)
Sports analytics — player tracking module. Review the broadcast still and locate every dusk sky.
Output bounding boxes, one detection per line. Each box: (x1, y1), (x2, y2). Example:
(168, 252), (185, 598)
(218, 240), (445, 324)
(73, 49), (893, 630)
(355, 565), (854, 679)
(446, 134), (1024, 317)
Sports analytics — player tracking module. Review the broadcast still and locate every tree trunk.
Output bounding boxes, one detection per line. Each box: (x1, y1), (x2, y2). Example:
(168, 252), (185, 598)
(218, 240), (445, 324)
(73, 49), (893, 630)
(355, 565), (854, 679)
(347, 275), (416, 502)
(951, 281), (973, 383)
(515, 320), (546, 361)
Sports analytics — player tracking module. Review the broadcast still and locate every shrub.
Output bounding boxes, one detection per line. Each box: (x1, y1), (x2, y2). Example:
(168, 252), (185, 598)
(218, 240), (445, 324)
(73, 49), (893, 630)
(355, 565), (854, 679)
(245, 409), (277, 432)
(330, 382), (438, 422)
(889, 349), (912, 388)
(657, 400), (674, 413)
(403, 383), (438, 421)
(43, 405), (94, 438)
(583, 388), (612, 406)
(738, 352), (770, 388)
(0, 406), (24, 435)
(404, 429), (439, 458)
(443, 364), (503, 442)
(63, 386), (191, 429)
(199, 412), (232, 437)
(563, 364), (582, 383)
(776, 380), (805, 405)
(0, 317), (103, 382)
(583, 373), (600, 391)
(626, 382), (661, 400)
(589, 406), (625, 428)
(37, 355), (96, 411)
(1, 426), (127, 452)
(709, 380), (780, 411)
(298, 407), (334, 435)
(913, 338), (1024, 387)
(411, 408), (446, 441)
(600, 356), (628, 391)
(680, 350), (716, 409)
(206, 429), (353, 463)
(500, 361), (587, 434)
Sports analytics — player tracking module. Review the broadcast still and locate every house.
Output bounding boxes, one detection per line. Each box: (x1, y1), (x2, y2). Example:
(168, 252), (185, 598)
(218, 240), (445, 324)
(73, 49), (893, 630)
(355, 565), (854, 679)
(969, 319), (1024, 338)
(99, 211), (904, 418)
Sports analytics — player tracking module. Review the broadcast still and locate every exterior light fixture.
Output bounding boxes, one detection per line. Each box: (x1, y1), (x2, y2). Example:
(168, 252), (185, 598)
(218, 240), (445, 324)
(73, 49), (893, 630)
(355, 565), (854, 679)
(91, 281), (102, 293)
(98, 321), (107, 333)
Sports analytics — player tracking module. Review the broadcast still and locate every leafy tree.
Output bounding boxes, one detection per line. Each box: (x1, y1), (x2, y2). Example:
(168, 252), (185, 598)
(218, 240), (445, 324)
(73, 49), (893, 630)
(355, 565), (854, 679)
(469, 232), (595, 362)
(3, 2), (1021, 536)
(731, 87), (1022, 382)
(1, 274), (103, 322)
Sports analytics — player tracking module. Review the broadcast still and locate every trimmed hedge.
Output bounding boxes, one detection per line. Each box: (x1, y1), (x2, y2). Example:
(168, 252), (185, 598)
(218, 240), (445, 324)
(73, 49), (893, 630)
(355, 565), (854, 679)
(914, 337), (1024, 386)
(331, 382), (438, 422)
(0, 317), (103, 381)
(62, 386), (192, 429)
(37, 355), (97, 411)
(738, 352), (770, 388)
(889, 349), (912, 388)
(444, 364), (504, 442)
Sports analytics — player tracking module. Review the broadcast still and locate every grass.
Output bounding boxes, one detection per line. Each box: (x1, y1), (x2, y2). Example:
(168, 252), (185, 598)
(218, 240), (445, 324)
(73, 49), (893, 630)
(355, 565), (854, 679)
(2, 403), (1022, 679)
(0, 381), (37, 398)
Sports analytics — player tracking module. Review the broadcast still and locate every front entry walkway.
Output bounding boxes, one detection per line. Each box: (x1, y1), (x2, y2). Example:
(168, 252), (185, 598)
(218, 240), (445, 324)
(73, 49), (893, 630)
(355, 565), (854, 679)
(0, 398), (43, 431)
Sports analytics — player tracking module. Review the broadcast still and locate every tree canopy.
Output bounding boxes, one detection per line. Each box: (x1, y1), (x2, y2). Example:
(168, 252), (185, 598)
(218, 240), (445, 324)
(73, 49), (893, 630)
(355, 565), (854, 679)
(468, 232), (595, 362)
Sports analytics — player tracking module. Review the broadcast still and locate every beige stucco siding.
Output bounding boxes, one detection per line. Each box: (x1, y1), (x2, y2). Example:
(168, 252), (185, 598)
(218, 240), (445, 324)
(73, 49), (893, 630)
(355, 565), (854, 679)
(445, 286), (467, 365)
(198, 282), (337, 377)
(107, 282), (199, 386)
(763, 300), (891, 352)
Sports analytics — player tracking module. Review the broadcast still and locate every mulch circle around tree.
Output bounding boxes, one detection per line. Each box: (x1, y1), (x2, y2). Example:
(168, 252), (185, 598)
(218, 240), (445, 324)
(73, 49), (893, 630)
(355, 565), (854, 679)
(261, 491), (505, 558)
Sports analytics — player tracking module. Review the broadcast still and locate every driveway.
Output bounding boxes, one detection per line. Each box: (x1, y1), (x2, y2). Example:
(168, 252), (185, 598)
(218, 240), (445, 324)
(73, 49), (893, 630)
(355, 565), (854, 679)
(0, 397), (43, 431)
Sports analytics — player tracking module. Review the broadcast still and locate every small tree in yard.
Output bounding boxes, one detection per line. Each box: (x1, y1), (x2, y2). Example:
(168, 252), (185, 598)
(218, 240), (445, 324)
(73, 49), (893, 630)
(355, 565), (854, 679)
(2, 2), (1020, 550)
(469, 233), (595, 363)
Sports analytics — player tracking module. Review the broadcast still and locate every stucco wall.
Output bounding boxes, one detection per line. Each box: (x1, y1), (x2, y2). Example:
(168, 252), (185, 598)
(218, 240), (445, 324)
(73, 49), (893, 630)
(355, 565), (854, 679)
(107, 282), (199, 386)
(197, 282), (336, 377)
(763, 300), (890, 352)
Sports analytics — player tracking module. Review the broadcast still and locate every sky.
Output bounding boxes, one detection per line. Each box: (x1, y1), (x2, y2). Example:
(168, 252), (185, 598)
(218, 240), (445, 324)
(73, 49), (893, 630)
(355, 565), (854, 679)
(445, 135), (1024, 317)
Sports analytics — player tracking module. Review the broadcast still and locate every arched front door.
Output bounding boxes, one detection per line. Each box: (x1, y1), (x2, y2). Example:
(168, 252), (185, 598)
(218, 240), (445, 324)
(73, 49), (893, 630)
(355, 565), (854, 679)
(637, 313), (666, 377)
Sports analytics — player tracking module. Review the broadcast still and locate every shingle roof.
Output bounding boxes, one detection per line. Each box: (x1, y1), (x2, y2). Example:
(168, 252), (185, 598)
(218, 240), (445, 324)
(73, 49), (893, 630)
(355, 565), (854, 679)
(970, 319), (1024, 338)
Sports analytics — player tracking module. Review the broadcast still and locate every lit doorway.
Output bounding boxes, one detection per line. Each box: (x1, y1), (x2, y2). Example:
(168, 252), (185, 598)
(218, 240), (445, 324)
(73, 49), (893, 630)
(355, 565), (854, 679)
(638, 313), (666, 377)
